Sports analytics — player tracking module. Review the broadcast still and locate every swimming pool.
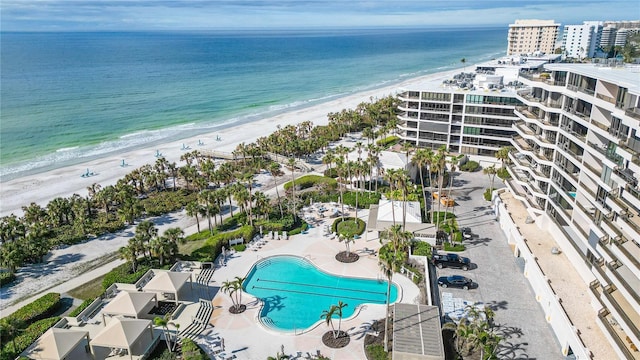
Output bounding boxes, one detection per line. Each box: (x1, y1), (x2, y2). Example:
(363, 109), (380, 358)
(243, 255), (398, 333)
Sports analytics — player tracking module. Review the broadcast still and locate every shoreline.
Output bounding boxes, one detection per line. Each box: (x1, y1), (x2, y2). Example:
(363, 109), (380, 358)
(0, 66), (464, 217)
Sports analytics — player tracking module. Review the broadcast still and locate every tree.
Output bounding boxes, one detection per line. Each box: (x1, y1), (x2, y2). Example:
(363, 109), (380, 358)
(269, 162), (285, 218)
(461, 58), (467, 72)
(378, 247), (404, 352)
(380, 224), (412, 259)
(320, 305), (338, 339)
(483, 165), (498, 194)
(119, 243), (138, 273)
(221, 276), (246, 313)
(186, 201), (202, 233)
(338, 233), (355, 256)
(495, 146), (512, 169)
(154, 314), (179, 351)
(334, 301), (348, 338)
(412, 148), (433, 222)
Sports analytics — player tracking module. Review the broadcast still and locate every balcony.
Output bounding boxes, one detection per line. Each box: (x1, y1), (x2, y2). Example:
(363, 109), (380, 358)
(596, 93), (617, 105)
(626, 107), (640, 121)
(567, 84), (595, 96)
(602, 287), (640, 341)
(615, 168), (639, 187)
(513, 136), (533, 152)
(597, 309), (640, 360)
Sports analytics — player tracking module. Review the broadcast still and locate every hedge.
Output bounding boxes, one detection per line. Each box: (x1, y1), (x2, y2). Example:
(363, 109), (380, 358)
(102, 263), (154, 291)
(5, 293), (60, 324)
(411, 241), (432, 257)
(283, 175), (337, 191)
(459, 160), (480, 172)
(376, 135), (400, 148)
(341, 191), (381, 209)
(332, 217), (366, 236)
(0, 273), (16, 287)
(1, 317), (61, 360)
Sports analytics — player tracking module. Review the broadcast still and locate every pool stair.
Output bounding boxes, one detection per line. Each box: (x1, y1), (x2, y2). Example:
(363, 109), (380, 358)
(178, 299), (213, 342)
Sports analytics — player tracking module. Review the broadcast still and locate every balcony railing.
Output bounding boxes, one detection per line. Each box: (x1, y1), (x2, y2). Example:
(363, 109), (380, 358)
(597, 310), (637, 360)
(625, 107), (640, 121)
(602, 287), (640, 338)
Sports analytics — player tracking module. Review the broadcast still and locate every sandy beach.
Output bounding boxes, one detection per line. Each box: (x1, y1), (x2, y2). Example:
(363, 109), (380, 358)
(0, 67), (462, 313)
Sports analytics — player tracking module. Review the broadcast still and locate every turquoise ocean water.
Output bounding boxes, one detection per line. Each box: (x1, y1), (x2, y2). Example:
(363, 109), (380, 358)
(0, 28), (506, 181)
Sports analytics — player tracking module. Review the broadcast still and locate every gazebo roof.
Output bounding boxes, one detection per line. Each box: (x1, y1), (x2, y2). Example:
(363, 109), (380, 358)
(376, 200), (422, 224)
(91, 318), (151, 349)
(23, 328), (88, 360)
(142, 270), (191, 293)
(103, 291), (156, 318)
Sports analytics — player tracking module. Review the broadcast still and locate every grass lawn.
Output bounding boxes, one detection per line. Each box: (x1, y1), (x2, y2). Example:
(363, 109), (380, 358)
(68, 275), (105, 300)
(179, 238), (208, 257)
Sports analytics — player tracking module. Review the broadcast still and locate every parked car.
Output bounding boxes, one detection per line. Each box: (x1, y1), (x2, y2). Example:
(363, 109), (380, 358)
(431, 252), (471, 270)
(438, 275), (474, 290)
(461, 227), (472, 240)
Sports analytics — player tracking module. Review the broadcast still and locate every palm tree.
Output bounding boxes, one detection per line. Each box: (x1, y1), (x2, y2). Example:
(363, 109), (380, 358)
(185, 201), (202, 233)
(269, 162), (285, 218)
(221, 276), (246, 312)
(320, 305), (338, 339)
(443, 154), (464, 224)
(495, 146), (512, 169)
(460, 58), (467, 72)
(378, 248), (404, 352)
(338, 233), (355, 256)
(333, 301), (348, 338)
(380, 224), (412, 258)
(412, 148), (432, 222)
(154, 314), (179, 351)
(119, 243), (138, 273)
(483, 165), (498, 194)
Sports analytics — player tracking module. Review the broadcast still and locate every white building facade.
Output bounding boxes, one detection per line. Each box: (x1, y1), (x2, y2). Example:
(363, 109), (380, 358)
(509, 63), (640, 359)
(562, 21), (604, 59)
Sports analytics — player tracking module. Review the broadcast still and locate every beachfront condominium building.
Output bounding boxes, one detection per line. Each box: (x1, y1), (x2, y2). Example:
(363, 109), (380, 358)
(562, 21), (603, 59)
(395, 61), (531, 157)
(600, 26), (618, 49)
(508, 19), (560, 55)
(509, 63), (640, 359)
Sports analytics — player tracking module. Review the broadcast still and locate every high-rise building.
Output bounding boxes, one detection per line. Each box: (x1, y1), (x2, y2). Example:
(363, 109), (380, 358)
(615, 29), (630, 47)
(509, 63), (640, 359)
(600, 26), (618, 49)
(508, 19), (560, 55)
(562, 21), (603, 59)
(396, 63), (523, 157)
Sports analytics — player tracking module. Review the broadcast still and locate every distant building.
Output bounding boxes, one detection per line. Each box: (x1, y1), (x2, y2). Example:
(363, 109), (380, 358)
(507, 19), (560, 55)
(562, 21), (603, 59)
(600, 26), (618, 49)
(615, 28), (630, 47)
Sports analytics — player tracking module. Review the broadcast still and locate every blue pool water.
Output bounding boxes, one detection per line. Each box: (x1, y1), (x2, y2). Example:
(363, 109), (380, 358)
(243, 255), (398, 332)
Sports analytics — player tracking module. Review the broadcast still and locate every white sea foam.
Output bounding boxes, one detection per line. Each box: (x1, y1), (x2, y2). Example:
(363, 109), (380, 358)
(55, 146), (79, 152)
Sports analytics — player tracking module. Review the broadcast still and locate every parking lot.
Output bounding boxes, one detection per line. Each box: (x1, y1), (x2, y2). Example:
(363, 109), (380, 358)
(430, 169), (564, 360)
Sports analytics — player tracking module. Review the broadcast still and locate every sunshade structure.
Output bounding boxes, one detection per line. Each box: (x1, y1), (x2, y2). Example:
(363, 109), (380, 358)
(367, 200), (437, 239)
(23, 328), (90, 360)
(142, 270), (193, 303)
(90, 318), (157, 360)
(101, 291), (157, 324)
(392, 303), (444, 360)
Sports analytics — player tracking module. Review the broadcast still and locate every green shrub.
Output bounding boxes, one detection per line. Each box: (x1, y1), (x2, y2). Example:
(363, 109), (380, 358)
(287, 221), (309, 236)
(68, 298), (96, 317)
(1, 317), (61, 360)
(181, 338), (206, 360)
(376, 135), (400, 148)
(497, 167), (511, 180)
(366, 344), (389, 360)
(411, 241), (432, 257)
(283, 175), (337, 191)
(0, 272), (16, 287)
(323, 168), (338, 178)
(444, 243), (466, 252)
(459, 160), (480, 172)
(102, 263), (153, 291)
(231, 244), (246, 252)
(7, 293), (60, 324)
(332, 217), (366, 236)
(483, 188), (494, 201)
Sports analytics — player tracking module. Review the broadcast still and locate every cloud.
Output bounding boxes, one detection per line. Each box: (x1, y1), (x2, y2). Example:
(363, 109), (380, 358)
(1, 0), (638, 31)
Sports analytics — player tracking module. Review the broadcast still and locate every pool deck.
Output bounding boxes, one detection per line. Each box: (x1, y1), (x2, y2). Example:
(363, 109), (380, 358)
(199, 207), (420, 359)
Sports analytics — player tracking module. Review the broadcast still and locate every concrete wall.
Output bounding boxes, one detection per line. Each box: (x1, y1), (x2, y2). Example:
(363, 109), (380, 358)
(494, 192), (592, 359)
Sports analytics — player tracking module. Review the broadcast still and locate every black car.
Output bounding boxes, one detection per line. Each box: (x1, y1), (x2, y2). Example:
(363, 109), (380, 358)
(431, 253), (471, 270)
(438, 275), (474, 290)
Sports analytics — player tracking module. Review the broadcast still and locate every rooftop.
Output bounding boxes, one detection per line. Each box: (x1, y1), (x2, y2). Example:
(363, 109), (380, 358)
(545, 63), (640, 94)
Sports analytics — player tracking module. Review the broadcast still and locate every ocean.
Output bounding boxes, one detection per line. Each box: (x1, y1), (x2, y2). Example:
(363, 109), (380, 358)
(0, 27), (506, 181)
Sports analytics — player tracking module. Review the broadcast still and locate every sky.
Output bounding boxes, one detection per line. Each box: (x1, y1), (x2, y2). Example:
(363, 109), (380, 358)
(1, 0), (639, 31)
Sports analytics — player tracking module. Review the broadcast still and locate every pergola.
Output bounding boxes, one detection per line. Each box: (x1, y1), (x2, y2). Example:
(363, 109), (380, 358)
(367, 200), (437, 240)
(101, 291), (158, 324)
(142, 270), (193, 303)
(90, 318), (156, 360)
(23, 328), (90, 360)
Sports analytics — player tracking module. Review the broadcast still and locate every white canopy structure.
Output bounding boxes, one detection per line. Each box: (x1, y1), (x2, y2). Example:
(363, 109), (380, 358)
(142, 270), (192, 303)
(23, 328), (90, 360)
(90, 318), (156, 360)
(101, 291), (157, 324)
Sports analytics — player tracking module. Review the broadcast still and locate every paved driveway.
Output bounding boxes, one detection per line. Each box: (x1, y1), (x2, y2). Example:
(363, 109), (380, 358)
(430, 169), (563, 360)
